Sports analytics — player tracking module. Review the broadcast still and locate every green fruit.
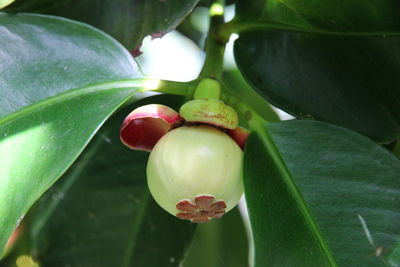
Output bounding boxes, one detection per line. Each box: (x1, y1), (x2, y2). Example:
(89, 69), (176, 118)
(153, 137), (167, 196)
(146, 125), (243, 223)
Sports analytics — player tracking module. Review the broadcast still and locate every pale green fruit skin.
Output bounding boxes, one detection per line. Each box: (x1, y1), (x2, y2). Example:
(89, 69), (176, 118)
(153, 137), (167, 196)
(146, 125), (243, 216)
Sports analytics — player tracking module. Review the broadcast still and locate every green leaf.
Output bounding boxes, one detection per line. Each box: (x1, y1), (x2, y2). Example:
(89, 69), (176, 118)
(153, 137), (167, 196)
(0, 12), (142, 117)
(27, 97), (196, 267)
(235, 0), (400, 32)
(235, 32), (400, 142)
(0, 13), (145, 255)
(4, 0), (199, 49)
(182, 207), (249, 267)
(233, 0), (400, 142)
(233, 0), (400, 143)
(244, 119), (400, 266)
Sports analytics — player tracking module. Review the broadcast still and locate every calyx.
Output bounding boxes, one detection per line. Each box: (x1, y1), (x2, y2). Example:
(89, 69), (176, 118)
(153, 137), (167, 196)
(120, 101), (248, 151)
(179, 98), (238, 130)
(176, 195), (227, 223)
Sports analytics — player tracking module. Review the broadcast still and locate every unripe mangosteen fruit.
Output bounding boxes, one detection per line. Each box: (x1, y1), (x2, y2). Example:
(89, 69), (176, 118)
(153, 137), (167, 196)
(146, 125), (243, 223)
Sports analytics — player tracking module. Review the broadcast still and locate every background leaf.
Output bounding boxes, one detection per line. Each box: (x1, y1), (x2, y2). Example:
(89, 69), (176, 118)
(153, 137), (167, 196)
(3, 0), (199, 49)
(25, 96), (196, 267)
(0, 13), (144, 255)
(235, 0), (400, 31)
(235, 32), (400, 142)
(244, 120), (400, 266)
(233, 0), (400, 142)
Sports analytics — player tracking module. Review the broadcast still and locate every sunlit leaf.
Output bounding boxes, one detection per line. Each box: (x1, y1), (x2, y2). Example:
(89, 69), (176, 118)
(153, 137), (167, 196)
(0, 13), (144, 255)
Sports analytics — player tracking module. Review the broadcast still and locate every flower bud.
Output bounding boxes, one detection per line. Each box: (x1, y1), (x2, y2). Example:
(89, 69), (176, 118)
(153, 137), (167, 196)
(146, 125), (243, 223)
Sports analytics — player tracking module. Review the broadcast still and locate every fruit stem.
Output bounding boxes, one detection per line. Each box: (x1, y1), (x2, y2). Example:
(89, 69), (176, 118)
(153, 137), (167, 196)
(193, 78), (221, 99)
(198, 0), (227, 83)
(146, 78), (196, 96)
(221, 70), (280, 124)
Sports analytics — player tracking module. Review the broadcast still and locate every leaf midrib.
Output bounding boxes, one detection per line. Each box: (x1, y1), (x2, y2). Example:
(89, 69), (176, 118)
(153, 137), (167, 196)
(250, 117), (338, 266)
(225, 19), (400, 37)
(0, 79), (147, 127)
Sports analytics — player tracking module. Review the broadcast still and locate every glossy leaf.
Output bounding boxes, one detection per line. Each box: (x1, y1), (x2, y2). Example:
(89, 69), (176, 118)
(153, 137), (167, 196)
(28, 100), (196, 267)
(182, 207), (249, 267)
(0, 13), (144, 255)
(235, 32), (400, 142)
(234, 0), (400, 142)
(0, 13), (142, 117)
(244, 131), (333, 266)
(4, 0), (199, 49)
(235, 0), (400, 31)
(244, 120), (400, 266)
